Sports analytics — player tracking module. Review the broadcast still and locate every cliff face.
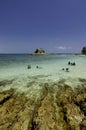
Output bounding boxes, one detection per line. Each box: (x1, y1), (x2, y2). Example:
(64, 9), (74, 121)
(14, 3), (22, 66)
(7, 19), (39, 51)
(33, 49), (45, 54)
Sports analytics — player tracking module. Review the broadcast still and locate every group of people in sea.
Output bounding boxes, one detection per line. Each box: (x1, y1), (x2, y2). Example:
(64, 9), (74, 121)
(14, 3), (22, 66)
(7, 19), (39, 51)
(27, 65), (41, 69)
(62, 68), (69, 72)
(68, 61), (76, 66)
(27, 61), (76, 73)
(27, 65), (31, 69)
(62, 61), (76, 72)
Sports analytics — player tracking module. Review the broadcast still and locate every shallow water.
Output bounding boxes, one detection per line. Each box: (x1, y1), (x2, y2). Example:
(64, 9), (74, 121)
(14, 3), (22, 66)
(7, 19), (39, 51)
(0, 54), (86, 97)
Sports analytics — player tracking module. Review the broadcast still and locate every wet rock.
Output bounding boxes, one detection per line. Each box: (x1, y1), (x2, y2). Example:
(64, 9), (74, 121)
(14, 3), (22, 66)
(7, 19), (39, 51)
(80, 119), (86, 130)
(57, 85), (85, 130)
(0, 79), (14, 86)
(63, 103), (84, 130)
(74, 87), (86, 117)
(0, 89), (35, 130)
(75, 93), (86, 104)
(79, 78), (86, 83)
(33, 95), (58, 130)
(57, 85), (74, 105)
(0, 89), (14, 104)
(0, 83), (86, 130)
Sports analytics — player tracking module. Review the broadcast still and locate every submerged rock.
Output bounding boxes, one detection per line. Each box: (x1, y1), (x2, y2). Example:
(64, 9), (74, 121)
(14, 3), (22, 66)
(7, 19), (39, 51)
(57, 85), (86, 130)
(0, 79), (14, 87)
(0, 89), (35, 130)
(0, 82), (86, 130)
(33, 96), (58, 130)
(0, 88), (14, 104)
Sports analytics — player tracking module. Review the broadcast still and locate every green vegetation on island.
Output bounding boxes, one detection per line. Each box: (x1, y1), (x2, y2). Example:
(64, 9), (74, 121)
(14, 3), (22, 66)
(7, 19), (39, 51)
(81, 46), (86, 54)
(33, 48), (46, 54)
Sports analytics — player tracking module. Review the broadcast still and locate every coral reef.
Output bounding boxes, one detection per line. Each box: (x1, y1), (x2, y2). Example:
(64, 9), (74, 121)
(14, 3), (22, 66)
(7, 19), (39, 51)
(0, 83), (86, 130)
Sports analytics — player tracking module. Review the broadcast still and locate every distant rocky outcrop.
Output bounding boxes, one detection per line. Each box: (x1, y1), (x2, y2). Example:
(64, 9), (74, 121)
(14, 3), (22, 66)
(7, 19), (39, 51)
(81, 46), (86, 54)
(33, 48), (46, 54)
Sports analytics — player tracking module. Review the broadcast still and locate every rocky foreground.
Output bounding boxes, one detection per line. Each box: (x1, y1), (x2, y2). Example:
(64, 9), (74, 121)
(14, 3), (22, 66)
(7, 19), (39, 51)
(0, 83), (86, 130)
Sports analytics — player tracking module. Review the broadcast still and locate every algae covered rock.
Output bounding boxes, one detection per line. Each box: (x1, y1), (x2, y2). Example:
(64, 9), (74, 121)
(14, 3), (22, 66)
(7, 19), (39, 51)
(0, 89), (35, 130)
(0, 82), (86, 130)
(57, 85), (85, 130)
(33, 96), (58, 130)
(0, 88), (14, 104)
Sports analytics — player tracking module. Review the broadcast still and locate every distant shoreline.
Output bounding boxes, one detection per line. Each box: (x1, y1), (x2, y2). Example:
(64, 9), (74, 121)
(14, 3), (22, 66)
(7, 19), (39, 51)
(0, 53), (85, 56)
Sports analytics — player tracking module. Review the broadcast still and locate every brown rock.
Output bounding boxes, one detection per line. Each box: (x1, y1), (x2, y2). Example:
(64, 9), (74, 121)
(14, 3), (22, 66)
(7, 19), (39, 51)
(0, 89), (34, 130)
(33, 95), (58, 130)
(0, 89), (14, 104)
(0, 83), (86, 130)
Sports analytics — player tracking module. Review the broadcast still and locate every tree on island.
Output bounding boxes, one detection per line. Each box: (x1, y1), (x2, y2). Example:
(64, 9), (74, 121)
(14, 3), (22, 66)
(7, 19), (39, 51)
(81, 46), (86, 54)
(34, 48), (45, 54)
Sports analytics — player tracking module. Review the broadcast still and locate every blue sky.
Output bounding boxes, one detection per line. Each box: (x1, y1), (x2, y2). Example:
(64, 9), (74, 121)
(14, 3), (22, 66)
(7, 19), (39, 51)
(0, 0), (86, 53)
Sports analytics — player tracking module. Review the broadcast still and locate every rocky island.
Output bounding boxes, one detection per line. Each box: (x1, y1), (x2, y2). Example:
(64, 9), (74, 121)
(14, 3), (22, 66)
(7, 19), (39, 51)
(33, 48), (46, 55)
(81, 46), (86, 54)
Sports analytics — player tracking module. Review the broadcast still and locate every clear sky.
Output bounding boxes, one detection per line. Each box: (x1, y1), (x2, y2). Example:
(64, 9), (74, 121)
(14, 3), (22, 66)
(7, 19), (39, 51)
(0, 0), (86, 53)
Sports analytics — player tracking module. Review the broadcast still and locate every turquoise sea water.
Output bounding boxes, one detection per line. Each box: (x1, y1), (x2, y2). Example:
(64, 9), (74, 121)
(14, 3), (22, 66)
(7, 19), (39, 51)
(0, 54), (86, 97)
